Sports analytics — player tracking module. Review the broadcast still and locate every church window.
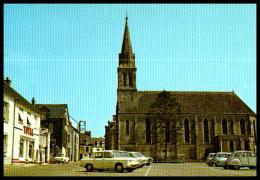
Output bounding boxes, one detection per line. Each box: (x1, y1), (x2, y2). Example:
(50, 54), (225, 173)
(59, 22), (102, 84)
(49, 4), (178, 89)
(240, 119), (245, 135)
(230, 140), (234, 152)
(190, 120), (196, 144)
(126, 120), (129, 136)
(146, 118), (151, 144)
(247, 120), (251, 135)
(210, 120), (215, 143)
(204, 119), (209, 143)
(129, 72), (133, 87)
(123, 72), (127, 87)
(222, 119), (227, 134)
(184, 119), (190, 143)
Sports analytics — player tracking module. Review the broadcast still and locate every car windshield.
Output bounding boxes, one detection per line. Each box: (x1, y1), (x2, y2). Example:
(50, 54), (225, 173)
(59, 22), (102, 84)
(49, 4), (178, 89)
(131, 152), (144, 158)
(217, 153), (230, 157)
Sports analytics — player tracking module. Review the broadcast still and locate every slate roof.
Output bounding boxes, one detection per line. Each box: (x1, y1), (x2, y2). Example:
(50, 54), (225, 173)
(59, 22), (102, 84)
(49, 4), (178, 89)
(136, 91), (255, 115)
(4, 81), (42, 115)
(35, 104), (68, 119)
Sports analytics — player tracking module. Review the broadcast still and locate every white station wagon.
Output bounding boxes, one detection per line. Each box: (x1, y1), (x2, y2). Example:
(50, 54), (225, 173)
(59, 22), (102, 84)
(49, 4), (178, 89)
(223, 151), (256, 170)
(80, 150), (141, 172)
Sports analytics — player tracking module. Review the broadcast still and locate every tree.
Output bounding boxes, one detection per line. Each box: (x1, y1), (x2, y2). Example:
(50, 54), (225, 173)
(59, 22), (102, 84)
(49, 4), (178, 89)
(147, 90), (181, 162)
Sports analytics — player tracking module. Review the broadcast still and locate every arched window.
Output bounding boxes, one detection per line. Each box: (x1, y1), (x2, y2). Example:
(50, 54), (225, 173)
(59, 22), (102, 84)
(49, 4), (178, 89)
(204, 119), (209, 143)
(240, 119), (245, 135)
(230, 140), (234, 152)
(245, 140), (250, 150)
(123, 72), (127, 86)
(184, 119), (190, 143)
(129, 72), (133, 87)
(222, 119), (227, 134)
(247, 120), (251, 135)
(146, 118), (151, 144)
(190, 120), (196, 144)
(126, 120), (129, 136)
(230, 119), (234, 134)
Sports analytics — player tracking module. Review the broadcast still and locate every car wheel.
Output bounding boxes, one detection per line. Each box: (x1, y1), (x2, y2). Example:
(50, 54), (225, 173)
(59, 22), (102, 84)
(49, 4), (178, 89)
(233, 165), (240, 170)
(115, 163), (124, 173)
(126, 168), (134, 172)
(208, 162), (214, 166)
(85, 164), (94, 172)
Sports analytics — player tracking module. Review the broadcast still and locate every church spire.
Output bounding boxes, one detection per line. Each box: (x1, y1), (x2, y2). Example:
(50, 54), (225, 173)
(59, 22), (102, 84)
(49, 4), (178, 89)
(121, 15), (133, 54)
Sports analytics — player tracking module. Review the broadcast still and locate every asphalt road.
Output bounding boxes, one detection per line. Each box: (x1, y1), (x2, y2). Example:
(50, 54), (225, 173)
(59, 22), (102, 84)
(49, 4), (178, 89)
(3, 162), (256, 176)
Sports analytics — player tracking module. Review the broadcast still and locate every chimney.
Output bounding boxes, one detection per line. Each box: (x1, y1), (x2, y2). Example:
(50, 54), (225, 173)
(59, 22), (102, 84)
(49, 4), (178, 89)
(31, 97), (36, 106)
(5, 77), (11, 86)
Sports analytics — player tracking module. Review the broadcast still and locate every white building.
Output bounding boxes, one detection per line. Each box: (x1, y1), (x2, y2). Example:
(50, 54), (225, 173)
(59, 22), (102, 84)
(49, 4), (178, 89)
(4, 78), (42, 164)
(67, 122), (79, 162)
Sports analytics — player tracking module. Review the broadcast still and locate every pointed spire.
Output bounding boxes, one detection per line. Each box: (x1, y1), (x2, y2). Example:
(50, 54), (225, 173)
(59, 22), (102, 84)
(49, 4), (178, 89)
(121, 15), (133, 54)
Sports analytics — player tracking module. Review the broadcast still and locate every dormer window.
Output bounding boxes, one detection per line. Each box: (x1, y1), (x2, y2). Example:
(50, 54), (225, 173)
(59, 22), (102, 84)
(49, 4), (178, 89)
(27, 117), (31, 126)
(18, 114), (23, 124)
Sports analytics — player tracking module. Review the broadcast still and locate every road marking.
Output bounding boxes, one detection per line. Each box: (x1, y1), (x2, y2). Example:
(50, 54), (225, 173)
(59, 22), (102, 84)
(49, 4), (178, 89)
(145, 165), (152, 176)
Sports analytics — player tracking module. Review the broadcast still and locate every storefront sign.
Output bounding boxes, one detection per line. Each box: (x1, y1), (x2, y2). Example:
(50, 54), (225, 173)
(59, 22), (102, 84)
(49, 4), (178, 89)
(24, 126), (33, 136)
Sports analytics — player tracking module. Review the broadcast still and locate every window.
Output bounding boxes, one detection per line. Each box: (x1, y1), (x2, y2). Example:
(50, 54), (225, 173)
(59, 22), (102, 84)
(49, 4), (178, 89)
(4, 102), (9, 122)
(19, 139), (24, 157)
(230, 119), (234, 134)
(67, 135), (70, 143)
(129, 72), (133, 87)
(104, 152), (113, 158)
(123, 72), (127, 86)
(85, 147), (89, 152)
(204, 119), (209, 143)
(247, 120), (251, 135)
(240, 119), (245, 135)
(190, 120), (196, 144)
(28, 141), (34, 159)
(222, 119), (227, 134)
(184, 119), (190, 143)
(94, 152), (103, 158)
(165, 119), (170, 143)
(27, 117), (31, 126)
(126, 119), (129, 136)
(146, 118), (151, 144)
(4, 135), (8, 156)
(230, 140), (234, 152)
(18, 114), (23, 124)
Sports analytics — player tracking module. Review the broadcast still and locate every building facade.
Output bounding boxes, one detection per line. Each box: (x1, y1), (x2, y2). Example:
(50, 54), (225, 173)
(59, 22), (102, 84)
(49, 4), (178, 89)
(4, 78), (43, 164)
(67, 122), (79, 162)
(105, 17), (257, 162)
(36, 104), (70, 160)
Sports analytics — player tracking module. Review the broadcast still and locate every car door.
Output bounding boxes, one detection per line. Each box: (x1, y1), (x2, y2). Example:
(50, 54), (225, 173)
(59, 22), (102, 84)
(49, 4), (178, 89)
(103, 152), (114, 169)
(93, 152), (104, 169)
(239, 152), (248, 166)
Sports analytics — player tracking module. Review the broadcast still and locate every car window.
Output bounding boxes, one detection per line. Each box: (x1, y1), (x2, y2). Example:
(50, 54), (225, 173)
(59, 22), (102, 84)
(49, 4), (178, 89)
(242, 153), (247, 158)
(95, 152), (103, 158)
(234, 153), (241, 158)
(104, 152), (113, 158)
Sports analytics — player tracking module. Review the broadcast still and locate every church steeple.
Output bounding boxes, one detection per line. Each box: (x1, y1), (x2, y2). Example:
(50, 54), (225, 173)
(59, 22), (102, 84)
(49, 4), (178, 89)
(118, 16), (137, 93)
(121, 16), (133, 54)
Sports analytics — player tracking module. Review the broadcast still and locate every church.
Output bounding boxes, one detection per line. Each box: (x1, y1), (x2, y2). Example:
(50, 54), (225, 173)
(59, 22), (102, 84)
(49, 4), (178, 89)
(105, 17), (256, 162)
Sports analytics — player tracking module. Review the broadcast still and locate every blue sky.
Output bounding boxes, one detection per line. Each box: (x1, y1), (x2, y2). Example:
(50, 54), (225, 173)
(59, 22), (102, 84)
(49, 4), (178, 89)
(4, 4), (256, 137)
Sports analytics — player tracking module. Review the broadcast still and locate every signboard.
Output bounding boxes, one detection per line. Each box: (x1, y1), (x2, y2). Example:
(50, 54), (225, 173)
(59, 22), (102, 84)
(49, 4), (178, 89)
(24, 126), (33, 136)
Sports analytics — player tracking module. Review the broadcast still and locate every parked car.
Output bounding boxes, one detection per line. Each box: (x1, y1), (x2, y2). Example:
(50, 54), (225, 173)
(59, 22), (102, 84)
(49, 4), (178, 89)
(80, 150), (142, 173)
(206, 153), (216, 166)
(53, 153), (69, 164)
(129, 152), (153, 166)
(211, 152), (231, 167)
(223, 151), (256, 170)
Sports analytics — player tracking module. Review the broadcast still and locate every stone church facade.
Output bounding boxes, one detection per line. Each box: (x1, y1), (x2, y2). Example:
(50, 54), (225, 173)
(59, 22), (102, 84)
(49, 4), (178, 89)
(105, 17), (257, 162)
